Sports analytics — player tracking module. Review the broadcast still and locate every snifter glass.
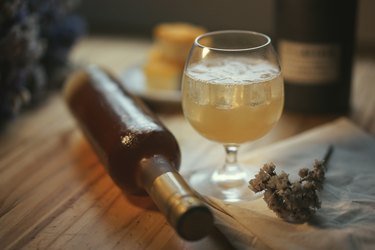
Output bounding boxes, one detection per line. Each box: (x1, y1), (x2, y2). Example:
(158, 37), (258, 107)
(182, 30), (284, 201)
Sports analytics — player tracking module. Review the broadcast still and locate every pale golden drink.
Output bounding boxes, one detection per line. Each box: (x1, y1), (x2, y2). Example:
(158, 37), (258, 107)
(182, 58), (284, 144)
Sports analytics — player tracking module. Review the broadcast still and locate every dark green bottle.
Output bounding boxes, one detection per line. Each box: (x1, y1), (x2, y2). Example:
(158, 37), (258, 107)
(276, 0), (358, 113)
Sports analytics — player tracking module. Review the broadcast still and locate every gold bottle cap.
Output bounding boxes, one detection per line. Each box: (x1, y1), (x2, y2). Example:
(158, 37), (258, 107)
(148, 172), (214, 241)
(170, 195), (214, 241)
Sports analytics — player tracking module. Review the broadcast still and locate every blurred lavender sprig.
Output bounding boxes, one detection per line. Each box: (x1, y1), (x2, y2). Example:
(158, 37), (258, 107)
(0, 0), (85, 125)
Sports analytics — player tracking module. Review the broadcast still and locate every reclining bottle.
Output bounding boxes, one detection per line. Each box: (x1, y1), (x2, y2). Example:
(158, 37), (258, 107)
(63, 65), (213, 241)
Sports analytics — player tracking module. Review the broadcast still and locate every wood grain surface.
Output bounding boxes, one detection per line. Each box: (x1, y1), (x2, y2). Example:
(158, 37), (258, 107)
(0, 36), (374, 250)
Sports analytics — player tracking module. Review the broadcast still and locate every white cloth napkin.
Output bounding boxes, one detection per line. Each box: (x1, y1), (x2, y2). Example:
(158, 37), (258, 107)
(204, 118), (375, 250)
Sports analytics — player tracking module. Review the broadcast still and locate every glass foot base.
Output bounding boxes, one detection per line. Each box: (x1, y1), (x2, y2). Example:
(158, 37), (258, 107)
(184, 167), (262, 202)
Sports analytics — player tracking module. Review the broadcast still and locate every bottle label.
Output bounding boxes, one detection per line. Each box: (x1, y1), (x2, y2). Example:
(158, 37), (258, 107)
(279, 40), (341, 85)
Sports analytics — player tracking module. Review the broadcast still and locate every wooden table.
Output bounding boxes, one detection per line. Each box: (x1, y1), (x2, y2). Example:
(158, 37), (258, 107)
(1, 36), (374, 250)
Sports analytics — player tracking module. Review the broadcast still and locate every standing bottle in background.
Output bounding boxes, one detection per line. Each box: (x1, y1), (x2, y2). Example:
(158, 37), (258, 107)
(276, 0), (358, 113)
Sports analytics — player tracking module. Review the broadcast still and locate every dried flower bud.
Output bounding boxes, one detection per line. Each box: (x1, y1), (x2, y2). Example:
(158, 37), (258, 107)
(263, 163), (276, 174)
(298, 168), (309, 178)
(249, 159), (327, 223)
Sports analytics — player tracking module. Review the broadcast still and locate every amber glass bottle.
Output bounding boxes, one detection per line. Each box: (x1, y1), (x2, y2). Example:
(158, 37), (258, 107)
(64, 65), (213, 241)
(276, 0), (357, 113)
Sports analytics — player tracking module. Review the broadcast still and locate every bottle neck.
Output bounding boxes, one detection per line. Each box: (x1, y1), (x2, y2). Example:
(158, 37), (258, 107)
(139, 155), (213, 241)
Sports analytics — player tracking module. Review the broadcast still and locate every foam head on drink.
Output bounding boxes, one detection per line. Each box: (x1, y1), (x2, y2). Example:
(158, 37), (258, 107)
(182, 57), (284, 144)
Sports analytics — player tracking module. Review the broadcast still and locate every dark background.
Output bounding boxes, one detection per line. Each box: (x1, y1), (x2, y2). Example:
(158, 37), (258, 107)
(76, 0), (374, 49)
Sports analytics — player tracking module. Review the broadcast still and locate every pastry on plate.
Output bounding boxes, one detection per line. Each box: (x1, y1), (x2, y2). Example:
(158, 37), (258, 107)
(144, 51), (182, 91)
(153, 22), (207, 63)
(144, 23), (207, 92)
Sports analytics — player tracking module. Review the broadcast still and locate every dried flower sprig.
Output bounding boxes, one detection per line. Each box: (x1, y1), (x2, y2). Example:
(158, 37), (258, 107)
(249, 146), (333, 223)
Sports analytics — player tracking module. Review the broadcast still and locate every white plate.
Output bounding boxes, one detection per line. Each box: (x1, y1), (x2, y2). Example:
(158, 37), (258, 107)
(120, 65), (181, 103)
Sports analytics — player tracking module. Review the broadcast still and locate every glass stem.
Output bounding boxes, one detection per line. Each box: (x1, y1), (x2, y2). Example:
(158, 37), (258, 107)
(210, 144), (247, 190)
(223, 144), (240, 171)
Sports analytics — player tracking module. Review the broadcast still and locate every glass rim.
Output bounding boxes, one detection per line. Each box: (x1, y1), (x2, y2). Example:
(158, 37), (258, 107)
(194, 30), (271, 52)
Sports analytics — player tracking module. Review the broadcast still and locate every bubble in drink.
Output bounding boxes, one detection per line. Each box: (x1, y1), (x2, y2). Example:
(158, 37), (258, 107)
(186, 76), (209, 105)
(247, 81), (272, 106)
